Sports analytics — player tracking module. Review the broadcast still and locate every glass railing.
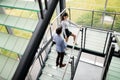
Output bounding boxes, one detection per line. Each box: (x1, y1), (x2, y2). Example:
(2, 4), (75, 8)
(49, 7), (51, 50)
(25, 7), (120, 80)
(101, 44), (115, 80)
(25, 8), (82, 80)
(67, 7), (120, 32)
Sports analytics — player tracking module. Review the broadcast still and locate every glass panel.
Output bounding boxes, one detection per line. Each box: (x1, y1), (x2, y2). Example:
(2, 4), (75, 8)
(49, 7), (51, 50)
(85, 28), (107, 53)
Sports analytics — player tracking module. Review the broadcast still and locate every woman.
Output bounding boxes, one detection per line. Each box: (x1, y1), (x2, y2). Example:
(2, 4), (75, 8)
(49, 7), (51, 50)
(61, 12), (77, 44)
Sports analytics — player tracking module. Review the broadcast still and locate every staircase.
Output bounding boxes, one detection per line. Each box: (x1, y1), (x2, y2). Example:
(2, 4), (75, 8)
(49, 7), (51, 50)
(39, 45), (80, 80)
(106, 57), (120, 80)
(0, 0), (39, 79)
(1, 0), (120, 80)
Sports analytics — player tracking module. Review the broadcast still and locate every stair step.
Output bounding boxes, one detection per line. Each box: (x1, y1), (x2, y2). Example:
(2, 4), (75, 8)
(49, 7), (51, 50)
(39, 73), (59, 80)
(45, 58), (56, 67)
(0, 0), (40, 12)
(106, 57), (120, 80)
(0, 32), (29, 55)
(0, 55), (8, 72)
(42, 65), (71, 80)
(42, 66), (64, 79)
(106, 75), (120, 80)
(0, 14), (38, 32)
(44, 58), (71, 79)
(0, 55), (19, 80)
(45, 62), (71, 73)
(111, 57), (120, 65)
(7, 61), (19, 80)
(107, 70), (120, 79)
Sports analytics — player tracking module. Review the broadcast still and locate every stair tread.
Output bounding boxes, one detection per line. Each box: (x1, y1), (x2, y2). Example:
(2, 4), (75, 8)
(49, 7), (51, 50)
(0, 13), (38, 32)
(0, 55), (19, 80)
(42, 65), (71, 80)
(106, 57), (120, 80)
(0, 0), (40, 12)
(0, 32), (29, 55)
(39, 73), (60, 80)
(106, 75), (120, 80)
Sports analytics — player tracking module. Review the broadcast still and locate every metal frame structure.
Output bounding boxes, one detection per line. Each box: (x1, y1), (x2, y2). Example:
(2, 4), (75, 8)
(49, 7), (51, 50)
(12, 0), (60, 80)
(11, 0), (120, 79)
(101, 44), (115, 80)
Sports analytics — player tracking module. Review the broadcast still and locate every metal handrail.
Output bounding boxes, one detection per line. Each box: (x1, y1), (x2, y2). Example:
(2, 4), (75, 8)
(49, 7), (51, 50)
(69, 7), (120, 15)
(101, 44), (115, 80)
(51, 8), (66, 24)
(73, 48), (82, 79)
(61, 29), (81, 80)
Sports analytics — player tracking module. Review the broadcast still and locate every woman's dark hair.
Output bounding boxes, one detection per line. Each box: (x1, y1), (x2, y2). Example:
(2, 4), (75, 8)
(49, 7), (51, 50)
(61, 12), (68, 21)
(56, 27), (62, 35)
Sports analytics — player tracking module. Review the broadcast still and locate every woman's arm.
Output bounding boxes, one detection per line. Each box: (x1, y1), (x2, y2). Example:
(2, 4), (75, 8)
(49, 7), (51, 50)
(68, 20), (79, 28)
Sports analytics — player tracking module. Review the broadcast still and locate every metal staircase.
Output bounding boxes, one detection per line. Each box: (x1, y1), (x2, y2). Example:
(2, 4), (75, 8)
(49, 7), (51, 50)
(0, 0), (120, 80)
(106, 57), (120, 80)
(0, 0), (39, 79)
(39, 45), (80, 80)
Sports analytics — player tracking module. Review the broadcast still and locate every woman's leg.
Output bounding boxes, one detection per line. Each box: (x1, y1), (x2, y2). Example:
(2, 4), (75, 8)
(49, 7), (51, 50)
(71, 33), (76, 43)
(65, 29), (76, 43)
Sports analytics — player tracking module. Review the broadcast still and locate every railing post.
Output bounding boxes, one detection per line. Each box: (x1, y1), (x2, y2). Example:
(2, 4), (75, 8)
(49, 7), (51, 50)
(80, 28), (83, 48)
(91, 10), (94, 27)
(45, 0), (48, 10)
(83, 28), (87, 49)
(68, 8), (71, 20)
(103, 32), (109, 54)
(71, 56), (75, 80)
(38, 0), (44, 19)
(59, 0), (66, 12)
(70, 49), (82, 80)
(111, 13), (116, 30)
(101, 44), (115, 80)
(103, 33), (112, 66)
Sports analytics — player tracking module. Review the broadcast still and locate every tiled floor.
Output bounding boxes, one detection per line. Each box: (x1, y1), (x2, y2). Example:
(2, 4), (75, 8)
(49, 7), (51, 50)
(74, 61), (103, 80)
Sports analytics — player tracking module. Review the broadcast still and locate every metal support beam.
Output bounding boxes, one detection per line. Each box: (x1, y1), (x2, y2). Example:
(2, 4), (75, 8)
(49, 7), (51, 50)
(103, 33), (112, 66)
(12, 0), (59, 80)
(59, 0), (66, 12)
(38, 0), (44, 19)
(56, 2), (61, 25)
(101, 44), (115, 80)
(70, 56), (75, 80)
(45, 0), (48, 10)
(102, 0), (108, 25)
